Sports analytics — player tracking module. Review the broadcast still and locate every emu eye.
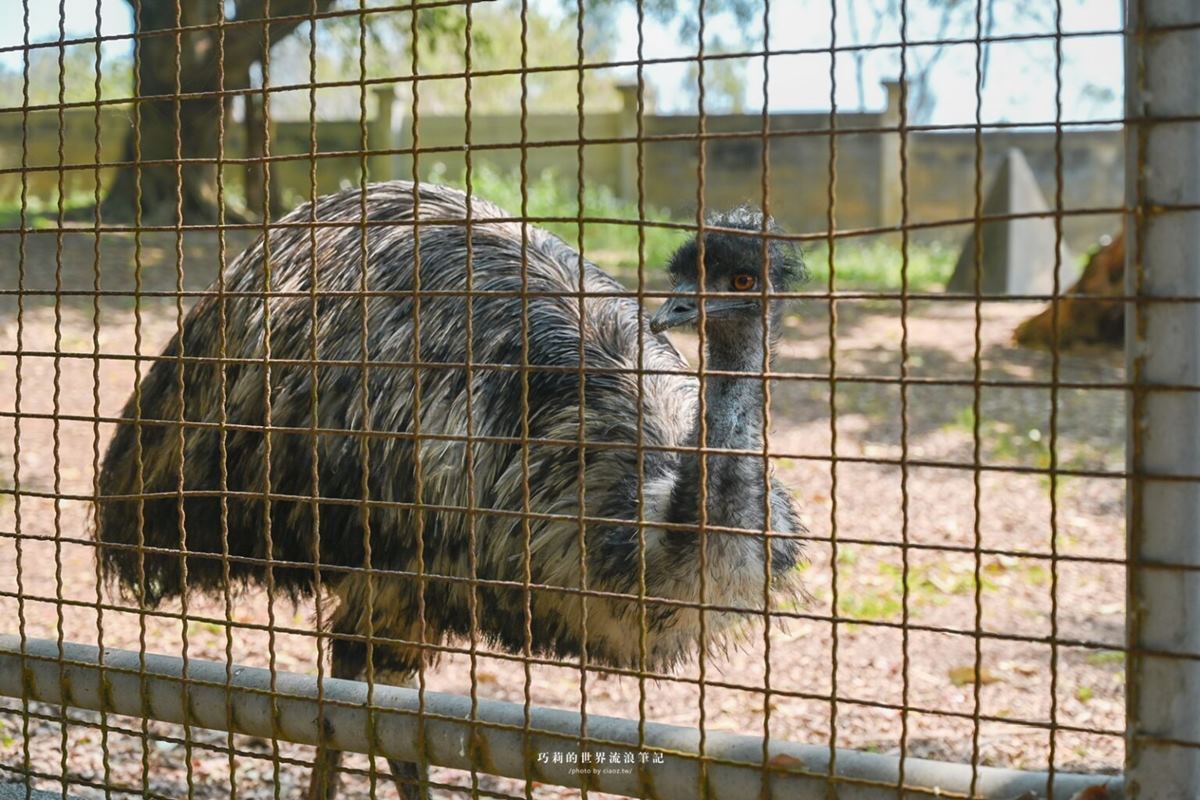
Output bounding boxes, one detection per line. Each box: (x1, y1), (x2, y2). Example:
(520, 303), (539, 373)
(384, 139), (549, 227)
(732, 273), (757, 291)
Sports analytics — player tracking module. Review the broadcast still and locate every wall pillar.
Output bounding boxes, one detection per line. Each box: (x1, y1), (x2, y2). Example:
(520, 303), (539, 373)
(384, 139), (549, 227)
(878, 79), (906, 231)
(1125, 0), (1200, 796)
(244, 92), (279, 217)
(616, 81), (652, 203)
(371, 85), (398, 183)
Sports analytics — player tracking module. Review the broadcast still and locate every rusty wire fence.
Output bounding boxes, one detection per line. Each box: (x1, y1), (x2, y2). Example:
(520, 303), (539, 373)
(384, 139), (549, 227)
(0, 0), (1196, 798)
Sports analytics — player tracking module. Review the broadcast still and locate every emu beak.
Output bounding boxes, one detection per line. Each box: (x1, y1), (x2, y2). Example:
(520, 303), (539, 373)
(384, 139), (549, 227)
(650, 282), (699, 334)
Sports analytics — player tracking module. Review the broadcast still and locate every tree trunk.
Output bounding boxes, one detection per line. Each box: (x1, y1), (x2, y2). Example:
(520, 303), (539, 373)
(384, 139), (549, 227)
(243, 91), (285, 219)
(100, 0), (334, 224)
(100, 2), (223, 223)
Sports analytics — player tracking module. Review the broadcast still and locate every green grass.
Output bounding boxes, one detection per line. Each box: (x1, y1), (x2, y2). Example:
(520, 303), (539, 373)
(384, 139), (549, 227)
(0, 189), (97, 229)
(8, 165), (960, 291)
(945, 405), (1053, 469)
(1087, 650), (1125, 667)
(436, 163), (958, 291)
(805, 238), (957, 291)
(943, 403), (1106, 498)
(835, 556), (997, 626)
(430, 162), (686, 276)
(838, 589), (904, 624)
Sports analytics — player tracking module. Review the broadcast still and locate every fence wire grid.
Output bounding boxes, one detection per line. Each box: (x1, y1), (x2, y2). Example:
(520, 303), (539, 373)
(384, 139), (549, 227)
(0, 0), (1196, 799)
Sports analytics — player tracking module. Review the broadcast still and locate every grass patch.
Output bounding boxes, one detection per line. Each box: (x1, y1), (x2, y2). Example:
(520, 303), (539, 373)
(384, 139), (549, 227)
(1022, 563), (1050, 587)
(436, 163), (957, 291)
(0, 189), (97, 229)
(9, 166), (959, 292)
(836, 557), (997, 625)
(944, 405), (1058, 476)
(431, 163), (687, 276)
(950, 405), (976, 433)
(806, 238), (957, 291)
(836, 545), (860, 566)
(838, 588), (903, 623)
(1087, 650), (1124, 666)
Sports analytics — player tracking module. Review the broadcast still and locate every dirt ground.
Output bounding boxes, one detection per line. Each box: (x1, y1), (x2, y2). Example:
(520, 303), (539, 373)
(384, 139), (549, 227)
(0, 231), (1126, 799)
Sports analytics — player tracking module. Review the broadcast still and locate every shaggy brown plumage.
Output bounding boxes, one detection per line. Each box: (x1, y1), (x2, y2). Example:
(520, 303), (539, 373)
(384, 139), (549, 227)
(94, 181), (805, 799)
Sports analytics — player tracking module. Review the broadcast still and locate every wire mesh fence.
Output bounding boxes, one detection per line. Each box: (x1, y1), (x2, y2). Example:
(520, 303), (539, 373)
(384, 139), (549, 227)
(0, 0), (1195, 798)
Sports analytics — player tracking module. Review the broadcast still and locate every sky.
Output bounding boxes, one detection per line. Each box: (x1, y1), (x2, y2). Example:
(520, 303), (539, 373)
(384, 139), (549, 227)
(0, 0), (1125, 125)
(2, 0), (131, 53)
(610, 0), (1124, 124)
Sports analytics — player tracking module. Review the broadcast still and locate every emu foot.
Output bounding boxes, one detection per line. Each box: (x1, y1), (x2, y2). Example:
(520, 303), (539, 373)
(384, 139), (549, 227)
(389, 758), (430, 800)
(306, 745), (343, 800)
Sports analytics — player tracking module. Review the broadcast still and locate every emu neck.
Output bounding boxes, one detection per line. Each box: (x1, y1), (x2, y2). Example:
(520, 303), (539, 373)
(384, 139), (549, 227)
(701, 331), (767, 451)
(670, 326), (771, 531)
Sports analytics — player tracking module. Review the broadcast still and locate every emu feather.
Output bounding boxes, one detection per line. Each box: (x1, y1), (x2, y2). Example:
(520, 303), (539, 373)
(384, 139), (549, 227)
(94, 181), (804, 798)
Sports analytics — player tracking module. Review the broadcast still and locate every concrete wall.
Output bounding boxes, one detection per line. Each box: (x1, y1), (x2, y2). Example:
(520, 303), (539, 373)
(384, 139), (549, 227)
(0, 85), (1123, 248)
(0, 107), (128, 205)
(391, 83), (1122, 249)
(902, 127), (1123, 249)
(393, 109), (627, 200)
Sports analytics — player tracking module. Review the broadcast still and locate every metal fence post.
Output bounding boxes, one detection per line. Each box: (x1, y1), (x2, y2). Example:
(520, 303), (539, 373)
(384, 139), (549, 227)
(1125, 0), (1200, 797)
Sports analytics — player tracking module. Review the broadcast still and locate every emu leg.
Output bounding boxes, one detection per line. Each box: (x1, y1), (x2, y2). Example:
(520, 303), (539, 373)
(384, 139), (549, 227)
(388, 749), (428, 800)
(306, 639), (362, 800)
(375, 659), (428, 800)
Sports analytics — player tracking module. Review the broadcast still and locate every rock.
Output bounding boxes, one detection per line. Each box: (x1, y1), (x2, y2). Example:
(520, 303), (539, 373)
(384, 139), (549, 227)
(946, 148), (1076, 295)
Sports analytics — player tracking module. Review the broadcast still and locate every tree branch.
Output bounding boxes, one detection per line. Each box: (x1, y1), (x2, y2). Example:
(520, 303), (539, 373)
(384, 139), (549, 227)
(212, 0), (338, 89)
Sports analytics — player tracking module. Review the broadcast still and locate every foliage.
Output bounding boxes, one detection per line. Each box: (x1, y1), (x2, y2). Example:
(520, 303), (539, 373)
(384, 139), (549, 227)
(261, 0), (622, 116)
(581, 0), (767, 42)
(677, 32), (751, 114)
(1087, 650), (1124, 666)
(430, 162), (687, 274)
(279, 0), (774, 116)
(0, 189), (97, 229)
(432, 163), (965, 291)
(0, 41), (131, 105)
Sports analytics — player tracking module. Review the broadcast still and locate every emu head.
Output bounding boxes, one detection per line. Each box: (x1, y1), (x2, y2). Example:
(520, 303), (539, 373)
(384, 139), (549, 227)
(650, 205), (805, 343)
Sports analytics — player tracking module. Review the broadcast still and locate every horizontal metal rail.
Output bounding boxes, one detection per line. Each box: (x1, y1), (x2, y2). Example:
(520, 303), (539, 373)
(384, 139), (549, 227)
(0, 635), (1121, 800)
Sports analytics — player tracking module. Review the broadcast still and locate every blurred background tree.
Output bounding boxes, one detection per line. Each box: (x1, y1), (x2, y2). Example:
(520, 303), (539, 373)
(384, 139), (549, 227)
(89, 0), (761, 224)
(0, 0), (1120, 225)
(97, 1), (338, 223)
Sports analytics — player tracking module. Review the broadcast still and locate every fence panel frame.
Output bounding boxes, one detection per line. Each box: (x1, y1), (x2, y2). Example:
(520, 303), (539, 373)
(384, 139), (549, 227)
(1125, 0), (1200, 797)
(2, 0), (1192, 797)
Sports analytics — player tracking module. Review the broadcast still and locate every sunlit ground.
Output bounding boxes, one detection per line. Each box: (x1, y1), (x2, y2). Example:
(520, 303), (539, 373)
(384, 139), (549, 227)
(0, 230), (1124, 798)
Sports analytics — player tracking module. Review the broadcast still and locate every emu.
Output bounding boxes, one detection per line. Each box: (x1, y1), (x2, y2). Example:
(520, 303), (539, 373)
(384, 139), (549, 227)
(94, 181), (805, 799)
